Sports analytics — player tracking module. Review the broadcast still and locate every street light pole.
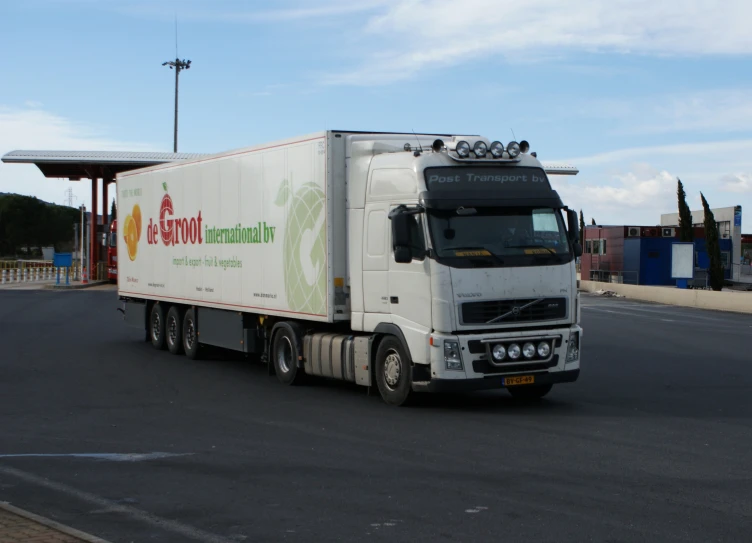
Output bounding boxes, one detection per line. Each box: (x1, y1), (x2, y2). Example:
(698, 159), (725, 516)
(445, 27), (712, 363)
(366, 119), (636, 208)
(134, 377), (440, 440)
(162, 58), (191, 153)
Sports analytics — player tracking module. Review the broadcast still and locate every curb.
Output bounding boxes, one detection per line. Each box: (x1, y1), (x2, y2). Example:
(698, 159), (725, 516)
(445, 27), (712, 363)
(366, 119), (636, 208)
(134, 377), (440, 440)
(0, 502), (112, 543)
(47, 281), (110, 290)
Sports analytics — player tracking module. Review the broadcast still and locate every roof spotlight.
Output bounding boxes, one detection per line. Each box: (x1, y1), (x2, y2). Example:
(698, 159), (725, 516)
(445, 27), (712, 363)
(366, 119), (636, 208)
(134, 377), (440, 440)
(432, 139), (445, 152)
(473, 141), (488, 157)
(520, 140), (530, 153)
(489, 141), (505, 158)
(507, 141), (521, 158)
(456, 140), (471, 158)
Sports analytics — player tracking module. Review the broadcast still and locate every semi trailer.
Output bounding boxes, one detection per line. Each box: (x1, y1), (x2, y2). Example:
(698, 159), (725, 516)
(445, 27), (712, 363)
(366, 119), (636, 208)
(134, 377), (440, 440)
(117, 130), (582, 405)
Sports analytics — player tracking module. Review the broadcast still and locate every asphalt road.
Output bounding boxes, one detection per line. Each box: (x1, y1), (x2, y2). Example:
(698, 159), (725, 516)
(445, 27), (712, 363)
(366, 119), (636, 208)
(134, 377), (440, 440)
(1, 287), (751, 543)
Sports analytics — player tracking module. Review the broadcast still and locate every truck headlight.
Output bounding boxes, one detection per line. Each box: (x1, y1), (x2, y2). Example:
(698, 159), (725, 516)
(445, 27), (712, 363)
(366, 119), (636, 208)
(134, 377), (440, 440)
(566, 331), (580, 362)
(522, 342), (536, 359)
(507, 141), (521, 158)
(492, 344), (506, 361)
(507, 343), (521, 360)
(444, 340), (463, 371)
(473, 141), (487, 157)
(489, 141), (505, 158)
(456, 141), (471, 158)
(537, 341), (551, 358)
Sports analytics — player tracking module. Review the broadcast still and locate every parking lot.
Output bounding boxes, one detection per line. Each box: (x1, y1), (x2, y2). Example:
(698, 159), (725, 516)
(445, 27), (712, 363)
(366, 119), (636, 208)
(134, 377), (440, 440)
(1, 286), (751, 542)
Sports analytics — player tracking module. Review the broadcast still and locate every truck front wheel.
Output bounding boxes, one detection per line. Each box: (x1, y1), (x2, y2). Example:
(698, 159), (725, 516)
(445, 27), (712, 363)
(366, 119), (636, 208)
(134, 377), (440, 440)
(375, 336), (413, 406)
(150, 304), (166, 350)
(166, 306), (184, 355)
(507, 384), (553, 400)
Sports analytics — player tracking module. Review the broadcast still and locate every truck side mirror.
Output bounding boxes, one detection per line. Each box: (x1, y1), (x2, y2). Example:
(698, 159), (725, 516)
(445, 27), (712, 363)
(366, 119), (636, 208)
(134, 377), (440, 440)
(566, 209), (582, 257)
(394, 246), (412, 264)
(390, 211), (413, 263)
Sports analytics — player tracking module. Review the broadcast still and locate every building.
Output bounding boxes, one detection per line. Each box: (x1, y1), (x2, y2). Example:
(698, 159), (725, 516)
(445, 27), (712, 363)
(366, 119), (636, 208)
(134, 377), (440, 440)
(582, 224), (733, 286)
(660, 205), (742, 281)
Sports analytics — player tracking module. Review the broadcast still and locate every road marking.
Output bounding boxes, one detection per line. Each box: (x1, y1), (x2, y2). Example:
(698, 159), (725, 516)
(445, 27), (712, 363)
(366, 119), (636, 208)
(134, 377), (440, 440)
(0, 464), (237, 543)
(0, 452), (192, 461)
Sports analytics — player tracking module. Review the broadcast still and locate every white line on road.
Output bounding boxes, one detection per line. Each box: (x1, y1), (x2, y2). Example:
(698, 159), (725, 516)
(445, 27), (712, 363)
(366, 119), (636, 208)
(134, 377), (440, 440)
(0, 464), (238, 543)
(0, 452), (192, 461)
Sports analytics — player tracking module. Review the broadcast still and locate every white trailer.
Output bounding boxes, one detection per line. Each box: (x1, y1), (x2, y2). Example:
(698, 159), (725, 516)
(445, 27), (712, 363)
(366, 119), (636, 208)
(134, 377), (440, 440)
(117, 130), (582, 405)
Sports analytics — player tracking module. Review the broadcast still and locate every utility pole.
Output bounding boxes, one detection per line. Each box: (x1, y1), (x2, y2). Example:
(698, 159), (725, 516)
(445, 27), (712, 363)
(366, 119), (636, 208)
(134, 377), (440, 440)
(162, 18), (191, 152)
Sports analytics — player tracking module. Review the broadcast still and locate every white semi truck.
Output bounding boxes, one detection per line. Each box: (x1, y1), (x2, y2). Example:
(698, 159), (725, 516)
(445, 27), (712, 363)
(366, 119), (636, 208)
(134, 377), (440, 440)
(117, 130), (582, 405)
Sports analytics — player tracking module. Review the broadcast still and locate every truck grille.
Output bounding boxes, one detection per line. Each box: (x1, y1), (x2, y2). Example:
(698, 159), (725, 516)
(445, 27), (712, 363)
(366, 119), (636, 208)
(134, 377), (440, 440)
(461, 297), (567, 325)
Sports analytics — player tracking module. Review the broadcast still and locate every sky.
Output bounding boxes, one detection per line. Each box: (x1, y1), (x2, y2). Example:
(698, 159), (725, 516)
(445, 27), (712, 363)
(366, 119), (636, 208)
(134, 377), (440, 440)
(1, 0), (751, 231)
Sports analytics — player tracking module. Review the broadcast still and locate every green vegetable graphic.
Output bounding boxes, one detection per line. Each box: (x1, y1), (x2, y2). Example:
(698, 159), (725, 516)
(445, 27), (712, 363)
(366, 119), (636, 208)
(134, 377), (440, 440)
(275, 176), (326, 315)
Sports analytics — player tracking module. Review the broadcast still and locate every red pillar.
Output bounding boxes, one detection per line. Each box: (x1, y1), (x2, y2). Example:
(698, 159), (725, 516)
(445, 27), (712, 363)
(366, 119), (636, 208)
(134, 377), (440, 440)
(102, 178), (110, 263)
(90, 178), (98, 280)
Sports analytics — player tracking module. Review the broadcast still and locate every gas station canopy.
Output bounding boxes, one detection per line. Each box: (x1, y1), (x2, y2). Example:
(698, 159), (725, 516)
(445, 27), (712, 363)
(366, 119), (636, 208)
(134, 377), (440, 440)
(1, 150), (208, 179)
(1, 149), (208, 281)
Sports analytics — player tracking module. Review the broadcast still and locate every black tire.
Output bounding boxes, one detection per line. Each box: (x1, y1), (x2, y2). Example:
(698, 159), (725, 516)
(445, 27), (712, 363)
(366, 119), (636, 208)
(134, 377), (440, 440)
(149, 303), (166, 350)
(182, 308), (201, 360)
(375, 336), (413, 406)
(507, 384), (553, 400)
(166, 306), (184, 355)
(272, 324), (305, 385)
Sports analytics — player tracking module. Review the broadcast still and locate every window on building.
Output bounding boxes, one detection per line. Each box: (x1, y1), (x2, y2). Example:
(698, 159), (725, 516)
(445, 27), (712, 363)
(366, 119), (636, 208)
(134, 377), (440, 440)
(721, 251), (730, 269)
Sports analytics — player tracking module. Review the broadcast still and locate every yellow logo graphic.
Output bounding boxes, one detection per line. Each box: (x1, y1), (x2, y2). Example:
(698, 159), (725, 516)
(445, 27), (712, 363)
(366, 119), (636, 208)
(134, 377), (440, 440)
(123, 204), (142, 261)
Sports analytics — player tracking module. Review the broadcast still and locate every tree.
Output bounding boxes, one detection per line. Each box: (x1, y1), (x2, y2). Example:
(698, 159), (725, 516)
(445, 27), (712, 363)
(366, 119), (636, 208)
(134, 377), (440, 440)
(579, 210), (585, 247)
(591, 218), (596, 225)
(0, 193), (78, 255)
(700, 193), (724, 291)
(110, 199), (117, 223)
(676, 178), (694, 242)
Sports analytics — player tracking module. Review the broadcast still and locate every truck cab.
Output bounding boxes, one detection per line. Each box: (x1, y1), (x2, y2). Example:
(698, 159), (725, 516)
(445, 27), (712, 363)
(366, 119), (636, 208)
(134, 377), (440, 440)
(346, 135), (582, 403)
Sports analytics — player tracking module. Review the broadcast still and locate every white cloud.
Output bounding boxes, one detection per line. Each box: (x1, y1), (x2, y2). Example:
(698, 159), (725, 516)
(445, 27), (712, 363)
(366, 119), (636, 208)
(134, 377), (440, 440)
(721, 173), (752, 193)
(579, 89), (752, 136)
(560, 139), (752, 167)
(549, 140), (752, 230)
(551, 165), (678, 224)
(109, 0), (389, 23)
(0, 106), (153, 208)
(323, 0), (752, 85)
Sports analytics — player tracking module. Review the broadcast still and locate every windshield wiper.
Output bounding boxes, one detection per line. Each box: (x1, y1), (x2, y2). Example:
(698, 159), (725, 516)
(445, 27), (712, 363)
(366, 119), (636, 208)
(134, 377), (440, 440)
(443, 246), (505, 265)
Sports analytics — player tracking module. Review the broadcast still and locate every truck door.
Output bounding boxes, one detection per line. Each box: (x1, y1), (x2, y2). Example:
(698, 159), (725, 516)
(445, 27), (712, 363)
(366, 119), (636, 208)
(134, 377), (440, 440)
(362, 203), (390, 315)
(388, 210), (432, 356)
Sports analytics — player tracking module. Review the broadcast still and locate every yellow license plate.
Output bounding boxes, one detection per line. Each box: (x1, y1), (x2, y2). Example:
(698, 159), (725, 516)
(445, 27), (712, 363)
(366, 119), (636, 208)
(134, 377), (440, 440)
(504, 375), (535, 386)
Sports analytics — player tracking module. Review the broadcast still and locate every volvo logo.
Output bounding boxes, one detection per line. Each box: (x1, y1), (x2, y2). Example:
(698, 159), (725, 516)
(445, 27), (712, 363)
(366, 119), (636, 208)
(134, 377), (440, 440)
(512, 306), (521, 316)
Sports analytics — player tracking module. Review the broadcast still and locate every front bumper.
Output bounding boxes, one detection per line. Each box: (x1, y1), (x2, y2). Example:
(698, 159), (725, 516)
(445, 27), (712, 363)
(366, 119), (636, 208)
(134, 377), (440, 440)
(413, 368), (580, 393)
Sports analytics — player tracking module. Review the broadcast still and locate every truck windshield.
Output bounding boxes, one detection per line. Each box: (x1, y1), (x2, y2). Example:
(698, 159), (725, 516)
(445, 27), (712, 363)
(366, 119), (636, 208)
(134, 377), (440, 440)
(427, 207), (571, 268)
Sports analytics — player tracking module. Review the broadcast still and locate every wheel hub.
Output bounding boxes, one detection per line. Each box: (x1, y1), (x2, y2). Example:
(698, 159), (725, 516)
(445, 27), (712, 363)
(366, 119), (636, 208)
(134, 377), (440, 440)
(277, 337), (293, 373)
(152, 313), (161, 340)
(186, 319), (195, 349)
(384, 351), (401, 389)
(168, 317), (178, 344)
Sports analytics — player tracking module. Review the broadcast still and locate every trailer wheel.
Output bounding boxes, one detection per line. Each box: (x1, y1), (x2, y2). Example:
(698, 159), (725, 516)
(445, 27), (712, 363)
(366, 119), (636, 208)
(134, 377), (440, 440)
(272, 325), (305, 386)
(375, 336), (413, 406)
(149, 303), (166, 350)
(166, 306), (184, 355)
(507, 384), (553, 400)
(182, 308), (201, 360)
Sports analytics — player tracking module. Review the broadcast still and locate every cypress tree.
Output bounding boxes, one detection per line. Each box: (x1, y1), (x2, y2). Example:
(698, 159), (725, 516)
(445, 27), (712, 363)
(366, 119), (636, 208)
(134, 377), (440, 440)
(591, 218), (596, 226)
(677, 178), (694, 242)
(700, 193), (724, 291)
(579, 210), (585, 247)
(110, 199), (117, 223)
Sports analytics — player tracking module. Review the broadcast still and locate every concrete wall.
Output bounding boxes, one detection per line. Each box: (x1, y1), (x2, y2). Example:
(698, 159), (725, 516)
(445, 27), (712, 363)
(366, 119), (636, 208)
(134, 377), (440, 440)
(580, 280), (752, 314)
